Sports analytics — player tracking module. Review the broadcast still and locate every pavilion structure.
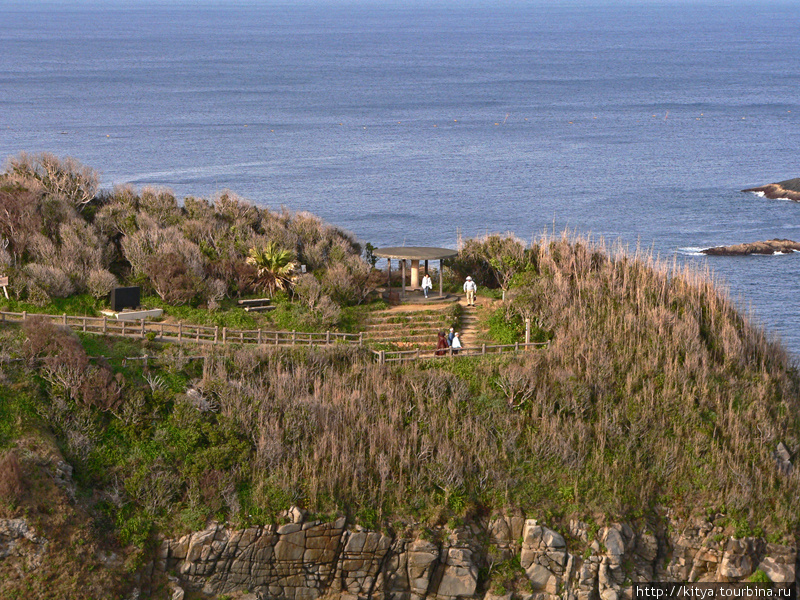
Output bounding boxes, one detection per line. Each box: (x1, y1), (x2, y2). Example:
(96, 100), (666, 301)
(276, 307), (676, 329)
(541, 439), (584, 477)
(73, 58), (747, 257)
(373, 246), (458, 298)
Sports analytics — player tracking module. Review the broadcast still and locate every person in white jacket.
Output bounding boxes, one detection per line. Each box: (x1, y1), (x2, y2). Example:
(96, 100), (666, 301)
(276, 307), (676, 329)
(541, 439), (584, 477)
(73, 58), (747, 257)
(421, 273), (432, 298)
(463, 276), (477, 306)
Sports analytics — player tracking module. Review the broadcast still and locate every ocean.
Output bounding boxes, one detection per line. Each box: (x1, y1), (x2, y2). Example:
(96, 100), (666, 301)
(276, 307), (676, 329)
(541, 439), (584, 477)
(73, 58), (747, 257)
(2, 0), (799, 354)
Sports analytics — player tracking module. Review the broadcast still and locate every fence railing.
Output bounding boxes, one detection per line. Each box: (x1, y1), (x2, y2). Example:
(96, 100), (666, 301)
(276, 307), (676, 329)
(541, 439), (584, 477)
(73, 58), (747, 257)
(372, 340), (549, 364)
(0, 311), (363, 348)
(0, 310), (550, 362)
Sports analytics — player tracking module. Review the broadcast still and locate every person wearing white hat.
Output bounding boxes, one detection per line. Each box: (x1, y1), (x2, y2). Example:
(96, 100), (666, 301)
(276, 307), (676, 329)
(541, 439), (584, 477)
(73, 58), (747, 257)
(463, 276), (477, 306)
(451, 332), (462, 355)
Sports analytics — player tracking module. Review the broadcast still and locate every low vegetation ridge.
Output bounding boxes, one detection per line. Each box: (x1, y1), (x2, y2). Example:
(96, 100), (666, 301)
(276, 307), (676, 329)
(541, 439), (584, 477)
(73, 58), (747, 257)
(1, 154), (799, 598)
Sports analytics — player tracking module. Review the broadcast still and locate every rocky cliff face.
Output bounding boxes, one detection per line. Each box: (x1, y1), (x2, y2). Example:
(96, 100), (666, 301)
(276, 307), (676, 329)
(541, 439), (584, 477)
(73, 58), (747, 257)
(145, 509), (797, 600)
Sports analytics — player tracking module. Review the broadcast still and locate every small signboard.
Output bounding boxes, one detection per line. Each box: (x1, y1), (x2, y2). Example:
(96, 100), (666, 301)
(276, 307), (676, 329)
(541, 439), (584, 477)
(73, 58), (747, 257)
(110, 286), (140, 312)
(0, 275), (8, 299)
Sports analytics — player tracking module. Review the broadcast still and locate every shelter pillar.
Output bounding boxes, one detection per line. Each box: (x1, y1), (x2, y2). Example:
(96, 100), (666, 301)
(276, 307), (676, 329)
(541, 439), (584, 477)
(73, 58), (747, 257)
(410, 259), (420, 289)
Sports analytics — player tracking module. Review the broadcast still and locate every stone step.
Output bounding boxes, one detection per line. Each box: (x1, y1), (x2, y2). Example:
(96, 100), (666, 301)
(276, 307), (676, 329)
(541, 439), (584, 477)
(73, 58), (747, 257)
(367, 317), (454, 326)
(365, 331), (441, 339)
(364, 335), (438, 346)
(371, 308), (452, 317)
(366, 318), (451, 327)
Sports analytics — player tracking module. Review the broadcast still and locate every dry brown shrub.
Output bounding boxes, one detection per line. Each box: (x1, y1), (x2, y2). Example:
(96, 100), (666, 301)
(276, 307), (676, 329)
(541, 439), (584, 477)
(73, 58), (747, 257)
(86, 268), (118, 299)
(81, 367), (125, 412)
(139, 187), (181, 226)
(23, 316), (90, 398)
(24, 263), (74, 299)
(0, 450), (26, 503)
(146, 252), (202, 305)
(0, 187), (43, 263)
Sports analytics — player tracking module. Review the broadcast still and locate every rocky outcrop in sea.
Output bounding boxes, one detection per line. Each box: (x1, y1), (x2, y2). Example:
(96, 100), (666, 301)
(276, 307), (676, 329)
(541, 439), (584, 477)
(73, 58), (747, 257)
(701, 239), (800, 256)
(742, 178), (800, 201)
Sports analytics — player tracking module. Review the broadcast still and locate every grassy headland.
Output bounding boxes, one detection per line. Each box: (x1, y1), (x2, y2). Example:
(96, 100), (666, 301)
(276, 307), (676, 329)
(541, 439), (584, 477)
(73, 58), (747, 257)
(1, 155), (799, 596)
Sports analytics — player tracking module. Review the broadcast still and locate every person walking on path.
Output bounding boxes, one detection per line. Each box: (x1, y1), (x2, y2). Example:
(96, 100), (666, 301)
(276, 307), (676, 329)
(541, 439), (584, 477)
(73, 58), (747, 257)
(421, 273), (432, 298)
(463, 276), (477, 306)
(435, 331), (448, 356)
(451, 332), (462, 355)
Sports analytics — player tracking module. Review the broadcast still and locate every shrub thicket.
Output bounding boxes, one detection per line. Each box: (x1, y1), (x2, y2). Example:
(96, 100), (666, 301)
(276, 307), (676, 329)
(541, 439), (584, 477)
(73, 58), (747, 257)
(0, 154), (378, 328)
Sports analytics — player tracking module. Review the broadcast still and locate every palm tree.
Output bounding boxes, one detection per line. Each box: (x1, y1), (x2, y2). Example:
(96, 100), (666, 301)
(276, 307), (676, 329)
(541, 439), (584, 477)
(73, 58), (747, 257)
(246, 242), (296, 296)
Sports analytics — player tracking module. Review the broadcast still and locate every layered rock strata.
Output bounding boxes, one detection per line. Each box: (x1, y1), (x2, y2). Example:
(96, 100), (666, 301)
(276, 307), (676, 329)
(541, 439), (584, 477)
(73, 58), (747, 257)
(146, 511), (797, 600)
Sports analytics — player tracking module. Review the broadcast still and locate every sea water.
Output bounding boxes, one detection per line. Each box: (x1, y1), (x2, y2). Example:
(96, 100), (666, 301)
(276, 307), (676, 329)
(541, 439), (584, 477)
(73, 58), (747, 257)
(2, 0), (799, 353)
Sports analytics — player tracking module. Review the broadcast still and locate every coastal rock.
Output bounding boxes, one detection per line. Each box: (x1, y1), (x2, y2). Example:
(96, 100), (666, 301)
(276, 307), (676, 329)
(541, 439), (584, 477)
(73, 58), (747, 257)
(743, 178), (800, 201)
(148, 514), (798, 599)
(701, 239), (800, 256)
(774, 442), (793, 476)
(0, 518), (47, 569)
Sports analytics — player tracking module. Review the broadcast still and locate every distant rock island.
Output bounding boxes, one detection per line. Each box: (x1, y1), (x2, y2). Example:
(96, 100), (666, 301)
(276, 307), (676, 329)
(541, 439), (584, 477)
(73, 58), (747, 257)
(702, 238), (800, 256)
(742, 178), (800, 201)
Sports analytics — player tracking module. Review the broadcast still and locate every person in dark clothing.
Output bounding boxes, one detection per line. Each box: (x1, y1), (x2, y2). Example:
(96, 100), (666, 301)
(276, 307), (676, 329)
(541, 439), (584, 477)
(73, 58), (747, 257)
(435, 331), (448, 356)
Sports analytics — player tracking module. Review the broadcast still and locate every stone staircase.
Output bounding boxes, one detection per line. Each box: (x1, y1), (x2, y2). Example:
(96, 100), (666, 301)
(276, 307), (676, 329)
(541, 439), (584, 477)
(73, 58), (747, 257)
(363, 306), (457, 347)
(456, 304), (480, 348)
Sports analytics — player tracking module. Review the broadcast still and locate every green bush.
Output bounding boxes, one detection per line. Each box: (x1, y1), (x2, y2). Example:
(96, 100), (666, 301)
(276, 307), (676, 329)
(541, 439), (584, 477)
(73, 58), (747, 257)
(487, 307), (525, 344)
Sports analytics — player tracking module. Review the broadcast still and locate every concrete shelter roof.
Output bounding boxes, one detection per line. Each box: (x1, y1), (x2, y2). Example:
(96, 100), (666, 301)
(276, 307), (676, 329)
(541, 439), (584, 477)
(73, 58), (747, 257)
(374, 246), (458, 260)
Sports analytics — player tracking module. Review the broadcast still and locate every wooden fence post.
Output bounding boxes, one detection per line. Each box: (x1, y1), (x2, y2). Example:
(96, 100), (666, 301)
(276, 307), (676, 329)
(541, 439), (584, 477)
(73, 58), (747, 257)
(379, 350), (385, 365)
(515, 341), (519, 352)
(121, 321), (126, 336)
(326, 331), (330, 344)
(482, 343), (486, 355)
(63, 313), (67, 326)
(292, 330), (296, 345)
(214, 326), (219, 344)
(525, 318), (531, 344)
(359, 332), (363, 346)
(103, 316), (107, 334)
(258, 329), (262, 345)
(222, 327), (227, 344)
(22, 311), (26, 322)
(141, 320), (146, 338)
(83, 317), (87, 332)
(178, 322), (183, 341)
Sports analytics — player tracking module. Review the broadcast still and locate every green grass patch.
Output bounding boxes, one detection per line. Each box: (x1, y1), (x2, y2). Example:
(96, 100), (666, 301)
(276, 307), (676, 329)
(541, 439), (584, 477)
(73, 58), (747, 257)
(0, 293), (104, 317)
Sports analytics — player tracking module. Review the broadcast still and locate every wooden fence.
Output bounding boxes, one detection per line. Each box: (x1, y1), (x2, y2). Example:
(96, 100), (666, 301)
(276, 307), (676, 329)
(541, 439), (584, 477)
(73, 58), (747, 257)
(372, 340), (549, 364)
(0, 311), (363, 348)
(0, 311), (549, 362)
